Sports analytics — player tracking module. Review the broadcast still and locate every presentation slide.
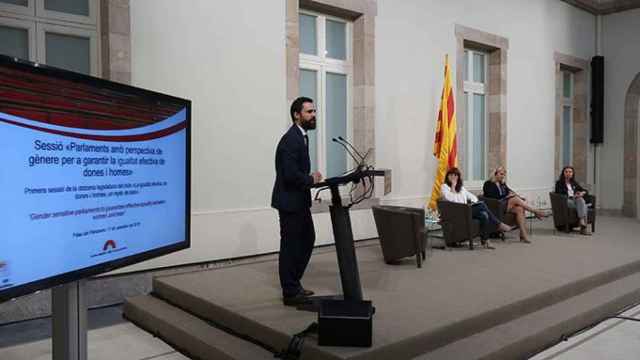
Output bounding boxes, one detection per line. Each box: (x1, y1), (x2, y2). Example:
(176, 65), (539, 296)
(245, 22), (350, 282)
(0, 57), (189, 300)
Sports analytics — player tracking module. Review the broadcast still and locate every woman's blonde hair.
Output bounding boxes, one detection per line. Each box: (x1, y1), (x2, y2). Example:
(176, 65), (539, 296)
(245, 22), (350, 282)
(490, 166), (506, 183)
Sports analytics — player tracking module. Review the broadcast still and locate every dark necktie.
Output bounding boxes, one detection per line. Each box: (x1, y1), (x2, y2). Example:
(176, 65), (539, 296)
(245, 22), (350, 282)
(304, 134), (309, 148)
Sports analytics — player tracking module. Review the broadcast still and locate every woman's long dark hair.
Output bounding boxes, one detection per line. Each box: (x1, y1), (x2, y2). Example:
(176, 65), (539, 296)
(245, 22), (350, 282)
(444, 167), (463, 192)
(558, 166), (576, 184)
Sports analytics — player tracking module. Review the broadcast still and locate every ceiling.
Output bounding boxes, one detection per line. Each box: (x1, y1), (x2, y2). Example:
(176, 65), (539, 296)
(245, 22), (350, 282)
(561, 0), (640, 14)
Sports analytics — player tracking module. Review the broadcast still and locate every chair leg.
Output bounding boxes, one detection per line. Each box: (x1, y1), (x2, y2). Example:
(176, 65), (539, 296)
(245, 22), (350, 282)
(422, 235), (427, 260)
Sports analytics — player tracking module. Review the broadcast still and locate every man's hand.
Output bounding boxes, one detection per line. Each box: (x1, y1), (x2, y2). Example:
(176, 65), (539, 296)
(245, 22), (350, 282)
(312, 171), (324, 184)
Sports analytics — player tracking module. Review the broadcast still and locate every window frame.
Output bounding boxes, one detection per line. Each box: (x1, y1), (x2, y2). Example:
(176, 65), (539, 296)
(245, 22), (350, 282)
(463, 48), (489, 184)
(0, 0), (34, 17)
(298, 64), (321, 172)
(36, 0), (98, 26)
(0, 15), (36, 61)
(298, 10), (354, 180)
(0, 0), (100, 75)
(561, 70), (574, 166)
(36, 21), (98, 76)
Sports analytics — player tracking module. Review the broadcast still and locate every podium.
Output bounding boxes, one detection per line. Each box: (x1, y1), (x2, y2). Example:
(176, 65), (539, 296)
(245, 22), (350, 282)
(297, 168), (386, 310)
(299, 168), (386, 347)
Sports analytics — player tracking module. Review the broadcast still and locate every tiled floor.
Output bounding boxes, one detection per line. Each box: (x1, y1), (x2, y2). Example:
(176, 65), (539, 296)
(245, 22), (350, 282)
(531, 303), (640, 360)
(1, 303), (640, 359)
(0, 306), (189, 360)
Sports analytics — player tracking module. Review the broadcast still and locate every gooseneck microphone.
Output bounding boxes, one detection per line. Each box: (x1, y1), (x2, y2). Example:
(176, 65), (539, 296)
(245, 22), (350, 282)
(337, 136), (365, 163)
(332, 138), (360, 165)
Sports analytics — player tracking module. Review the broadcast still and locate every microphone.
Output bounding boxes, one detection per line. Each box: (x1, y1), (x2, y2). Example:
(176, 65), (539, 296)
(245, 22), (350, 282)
(332, 138), (360, 165)
(337, 136), (365, 163)
(361, 147), (372, 165)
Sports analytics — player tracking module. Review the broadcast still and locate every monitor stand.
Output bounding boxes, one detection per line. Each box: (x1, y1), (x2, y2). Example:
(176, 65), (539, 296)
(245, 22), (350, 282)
(52, 279), (88, 360)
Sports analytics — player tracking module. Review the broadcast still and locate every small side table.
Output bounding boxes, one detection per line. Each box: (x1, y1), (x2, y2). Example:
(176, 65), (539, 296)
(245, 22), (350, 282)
(423, 218), (443, 258)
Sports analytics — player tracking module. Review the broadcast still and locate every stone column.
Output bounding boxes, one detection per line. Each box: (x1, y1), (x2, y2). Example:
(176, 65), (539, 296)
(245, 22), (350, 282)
(101, 0), (131, 84)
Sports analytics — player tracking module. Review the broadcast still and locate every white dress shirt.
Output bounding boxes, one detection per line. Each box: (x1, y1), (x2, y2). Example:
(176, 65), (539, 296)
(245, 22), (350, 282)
(296, 124), (308, 145)
(440, 183), (478, 204)
(566, 183), (574, 197)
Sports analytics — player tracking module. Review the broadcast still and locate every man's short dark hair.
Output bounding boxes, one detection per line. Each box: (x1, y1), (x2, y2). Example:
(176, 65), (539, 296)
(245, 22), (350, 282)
(290, 97), (314, 122)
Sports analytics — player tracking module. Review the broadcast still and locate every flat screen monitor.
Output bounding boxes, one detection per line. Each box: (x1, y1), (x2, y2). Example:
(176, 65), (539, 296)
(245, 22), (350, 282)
(0, 55), (190, 302)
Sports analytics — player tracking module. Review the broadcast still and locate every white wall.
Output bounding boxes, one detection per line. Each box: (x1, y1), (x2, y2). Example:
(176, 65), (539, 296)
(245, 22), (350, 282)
(600, 8), (640, 210)
(125, 0), (287, 271)
(122, 0), (377, 272)
(376, 0), (595, 208)
(119, 0), (597, 272)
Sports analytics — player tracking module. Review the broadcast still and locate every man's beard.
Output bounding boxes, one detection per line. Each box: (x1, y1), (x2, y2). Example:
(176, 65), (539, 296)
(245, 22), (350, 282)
(301, 118), (317, 130)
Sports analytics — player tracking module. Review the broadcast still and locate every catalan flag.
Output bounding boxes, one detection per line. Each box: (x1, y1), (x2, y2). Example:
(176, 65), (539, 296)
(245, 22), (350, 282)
(428, 55), (458, 210)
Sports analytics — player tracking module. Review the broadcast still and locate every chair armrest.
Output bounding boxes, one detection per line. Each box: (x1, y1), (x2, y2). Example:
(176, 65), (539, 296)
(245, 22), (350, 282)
(549, 192), (570, 227)
(586, 195), (596, 208)
(437, 200), (472, 219)
(373, 205), (424, 217)
(437, 201), (473, 229)
(437, 200), (476, 245)
(479, 196), (505, 219)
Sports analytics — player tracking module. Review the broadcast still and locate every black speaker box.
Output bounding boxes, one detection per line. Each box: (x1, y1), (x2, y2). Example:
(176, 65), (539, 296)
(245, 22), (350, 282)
(318, 299), (373, 347)
(591, 55), (604, 144)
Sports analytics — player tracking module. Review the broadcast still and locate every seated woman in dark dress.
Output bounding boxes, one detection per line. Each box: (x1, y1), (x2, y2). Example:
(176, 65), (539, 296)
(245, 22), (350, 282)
(441, 167), (513, 249)
(483, 166), (546, 243)
(554, 166), (592, 235)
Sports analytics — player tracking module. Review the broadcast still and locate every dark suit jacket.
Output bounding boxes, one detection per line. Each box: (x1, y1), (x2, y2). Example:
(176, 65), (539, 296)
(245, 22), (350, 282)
(271, 125), (313, 212)
(482, 180), (512, 200)
(555, 180), (593, 205)
(554, 180), (588, 197)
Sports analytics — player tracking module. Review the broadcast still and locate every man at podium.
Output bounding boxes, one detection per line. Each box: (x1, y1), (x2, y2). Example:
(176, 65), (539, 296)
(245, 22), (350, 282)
(271, 97), (323, 306)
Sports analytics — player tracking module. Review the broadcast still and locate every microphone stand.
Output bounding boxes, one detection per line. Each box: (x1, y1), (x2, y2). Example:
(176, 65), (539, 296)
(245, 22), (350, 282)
(337, 136), (365, 162)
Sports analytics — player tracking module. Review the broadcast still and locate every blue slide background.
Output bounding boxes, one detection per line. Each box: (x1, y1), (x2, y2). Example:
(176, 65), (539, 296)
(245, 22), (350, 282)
(0, 110), (187, 290)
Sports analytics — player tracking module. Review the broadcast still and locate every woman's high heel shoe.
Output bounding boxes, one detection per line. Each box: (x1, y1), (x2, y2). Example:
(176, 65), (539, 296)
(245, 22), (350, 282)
(498, 223), (514, 233)
(534, 210), (549, 220)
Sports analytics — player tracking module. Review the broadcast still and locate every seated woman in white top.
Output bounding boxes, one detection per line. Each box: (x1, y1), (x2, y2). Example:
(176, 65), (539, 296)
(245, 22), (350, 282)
(440, 167), (513, 249)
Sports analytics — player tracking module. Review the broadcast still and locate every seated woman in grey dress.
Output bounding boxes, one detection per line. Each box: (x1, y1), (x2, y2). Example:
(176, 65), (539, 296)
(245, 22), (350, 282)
(440, 167), (513, 249)
(554, 166), (592, 235)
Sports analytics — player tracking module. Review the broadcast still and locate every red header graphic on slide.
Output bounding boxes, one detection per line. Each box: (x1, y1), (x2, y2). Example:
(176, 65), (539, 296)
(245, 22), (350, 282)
(103, 240), (117, 251)
(92, 239), (127, 258)
(0, 66), (182, 130)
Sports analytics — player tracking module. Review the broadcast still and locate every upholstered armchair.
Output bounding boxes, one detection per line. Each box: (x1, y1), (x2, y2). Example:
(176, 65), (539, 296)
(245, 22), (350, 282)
(436, 200), (481, 249)
(371, 205), (426, 268)
(549, 192), (596, 233)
